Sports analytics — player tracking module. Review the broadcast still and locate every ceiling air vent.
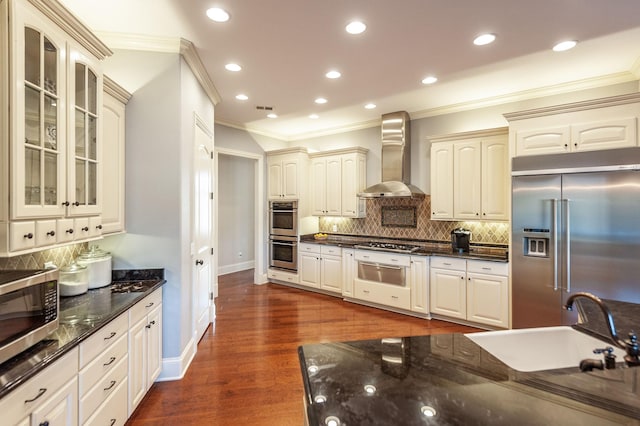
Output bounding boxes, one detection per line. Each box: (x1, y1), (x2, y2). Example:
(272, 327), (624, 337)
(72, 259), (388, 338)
(255, 106), (274, 111)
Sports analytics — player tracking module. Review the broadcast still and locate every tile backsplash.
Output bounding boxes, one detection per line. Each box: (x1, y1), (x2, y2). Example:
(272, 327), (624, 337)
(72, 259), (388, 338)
(0, 242), (88, 270)
(319, 196), (509, 245)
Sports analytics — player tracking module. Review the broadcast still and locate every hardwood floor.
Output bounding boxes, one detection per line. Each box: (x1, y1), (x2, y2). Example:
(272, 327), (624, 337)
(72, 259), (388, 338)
(126, 270), (480, 425)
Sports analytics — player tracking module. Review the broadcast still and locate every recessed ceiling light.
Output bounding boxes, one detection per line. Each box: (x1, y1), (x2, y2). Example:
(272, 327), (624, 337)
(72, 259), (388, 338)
(235, 94), (248, 101)
(553, 40), (577, 52)
(346, 21), (366, 35)
(473, 33), (496, 46)
(325, 70), (341, 79)
(206, 7), (230, 22)
(267, 113), (278, 119)
(364, 103), (376, 109)
(421, 76), (438, 85)
(225, 63), (242, 72)
(315, 97), (328, 104)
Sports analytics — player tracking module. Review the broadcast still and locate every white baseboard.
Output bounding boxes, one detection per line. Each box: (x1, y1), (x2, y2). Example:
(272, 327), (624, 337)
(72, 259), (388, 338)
(218, 260), (255, 276)
(155, 336), (197, 382)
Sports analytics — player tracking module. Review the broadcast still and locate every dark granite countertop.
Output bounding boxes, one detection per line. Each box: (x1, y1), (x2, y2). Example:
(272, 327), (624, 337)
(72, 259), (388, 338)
(0, 269), (165, 399)
(300, 234), (509, 262)
(299, 334), (640, 425)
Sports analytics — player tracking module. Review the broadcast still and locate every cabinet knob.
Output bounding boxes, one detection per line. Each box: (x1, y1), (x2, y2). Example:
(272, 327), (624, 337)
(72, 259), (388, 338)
(66, 228), (74, 234)
(62, 201), (70, 206)
(39, 422), (49, 426)
(72, 201), (80, 207)
(475, 212), (479, 216)
(46, 230), (55, 237)
(96, 224), (103, 230)
(23, 232), (33, 239)
(82, 226), (89, 232)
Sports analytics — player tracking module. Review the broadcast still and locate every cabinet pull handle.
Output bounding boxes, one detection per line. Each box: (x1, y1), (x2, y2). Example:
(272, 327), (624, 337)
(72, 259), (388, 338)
(391, 296), (398, 299)
(103, 356), (116, 366)
(104, 331), (117, 340)
(110, 420), (116, 426)
(481, 267), (491, 271)
(72, 201), (80, 206)
(25, 388), (47, 403)
(82, 226), (89, 232)
(23, 233), (33, 239)
(104, 380), (116, 391)
(96, 224), (103, 230)
(195, 259), (204, 266)
(39, 421), (49, 426)
(363, 290), (370, 294)
(146, 320), (156, 329)
(443, 263), (451, 266)
(66, 228), (74, 234)
(145, 302), (154, 308)
(46, 230), (55, 237)
(62, 201), (70, 206)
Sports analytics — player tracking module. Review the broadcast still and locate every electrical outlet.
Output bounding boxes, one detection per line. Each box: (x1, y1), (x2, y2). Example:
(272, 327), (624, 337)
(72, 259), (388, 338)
(44, 261), (57, 269)
(332, 224), (338, 232)
(238, 252), (243, 258)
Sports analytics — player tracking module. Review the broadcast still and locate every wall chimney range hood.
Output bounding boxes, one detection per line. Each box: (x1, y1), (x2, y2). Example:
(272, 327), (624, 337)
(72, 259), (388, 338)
(358, 111), (425, 198)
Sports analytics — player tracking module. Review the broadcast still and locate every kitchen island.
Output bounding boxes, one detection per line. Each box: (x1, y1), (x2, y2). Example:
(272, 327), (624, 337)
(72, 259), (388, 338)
(299, 333), (640, 425)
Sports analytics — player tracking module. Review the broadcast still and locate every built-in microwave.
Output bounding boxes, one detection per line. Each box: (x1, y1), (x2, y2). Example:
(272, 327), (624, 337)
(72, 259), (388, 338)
(0, 269), (58, 365)
(269, 200), (298, 237)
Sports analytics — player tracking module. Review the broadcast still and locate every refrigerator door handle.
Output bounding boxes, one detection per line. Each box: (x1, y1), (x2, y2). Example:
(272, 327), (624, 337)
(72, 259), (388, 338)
(552, 198), (559, 291)
(564, 199), (571, 293)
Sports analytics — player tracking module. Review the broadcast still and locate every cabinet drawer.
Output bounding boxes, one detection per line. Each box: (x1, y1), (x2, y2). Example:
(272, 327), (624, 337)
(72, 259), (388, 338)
(430, 256), (466, 271)
(89, 216), (103, 237)
(79, 312), (128, 368)
(84, 377), (128, 426)
(79, 333), (127, 396)
(354, 279), (411, 310)
(35, 220), (57, 247)
(321, 245), (341, 256)
(56, 218), (76, 243)
(467, 260), (508, 276)
(267, 269), (299, 284)
(299, 243), (321, 254)
(75, 217), (91, 240)
(9, 221), (36, 251)
(354, 250), (411, 267)
(129, 288), (163, 325)
(80, 354), (128, 424)
(0, 347), (78, 425)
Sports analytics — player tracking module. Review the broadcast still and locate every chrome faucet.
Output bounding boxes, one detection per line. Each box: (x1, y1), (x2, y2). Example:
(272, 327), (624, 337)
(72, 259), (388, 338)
(564, 292), (640, 367)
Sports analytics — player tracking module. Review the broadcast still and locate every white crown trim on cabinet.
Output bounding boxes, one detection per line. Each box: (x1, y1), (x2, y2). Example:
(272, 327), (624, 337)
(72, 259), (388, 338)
(104, 75), (131, 104)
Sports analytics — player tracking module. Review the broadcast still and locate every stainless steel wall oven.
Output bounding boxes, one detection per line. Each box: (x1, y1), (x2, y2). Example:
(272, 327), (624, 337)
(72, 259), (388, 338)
(269, 200), (298, 237)
(269, 235), (298, 271)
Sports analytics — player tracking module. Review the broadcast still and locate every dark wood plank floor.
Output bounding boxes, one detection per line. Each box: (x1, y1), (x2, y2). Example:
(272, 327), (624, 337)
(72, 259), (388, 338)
(126, 269), (480, 425)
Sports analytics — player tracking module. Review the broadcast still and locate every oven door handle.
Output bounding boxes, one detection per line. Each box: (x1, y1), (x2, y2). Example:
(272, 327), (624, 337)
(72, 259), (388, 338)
(358, 262), (403, 271)
(270, 209), (297, 213)
(271, 241), (296, 247)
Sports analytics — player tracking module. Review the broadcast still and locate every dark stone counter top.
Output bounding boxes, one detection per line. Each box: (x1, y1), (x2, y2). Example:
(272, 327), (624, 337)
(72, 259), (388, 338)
(0, 270), (165, 399)
(300, 234), (509, 262)
(299, 333), (640, 425)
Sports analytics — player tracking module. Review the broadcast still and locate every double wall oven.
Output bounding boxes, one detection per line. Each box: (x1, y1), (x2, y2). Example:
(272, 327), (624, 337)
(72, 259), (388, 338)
(269, 201), (298, 271)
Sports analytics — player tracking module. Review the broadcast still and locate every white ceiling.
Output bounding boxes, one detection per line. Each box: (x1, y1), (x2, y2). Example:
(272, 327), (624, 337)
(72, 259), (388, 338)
(59, 0), (640, 141)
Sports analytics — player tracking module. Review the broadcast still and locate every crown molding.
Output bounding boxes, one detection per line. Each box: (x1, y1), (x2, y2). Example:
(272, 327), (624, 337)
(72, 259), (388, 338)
(428, 127), (508, 143)
(103, 75), (131, 104)
(28, 0), (112, 59)
(179, 39), (221, 105)
(631, 56), (640, 79)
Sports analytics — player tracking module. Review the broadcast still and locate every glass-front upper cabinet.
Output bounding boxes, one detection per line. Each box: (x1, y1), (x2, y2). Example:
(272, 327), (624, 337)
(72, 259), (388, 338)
(67, 50), (102, 216)
(12, 1), (67, 219)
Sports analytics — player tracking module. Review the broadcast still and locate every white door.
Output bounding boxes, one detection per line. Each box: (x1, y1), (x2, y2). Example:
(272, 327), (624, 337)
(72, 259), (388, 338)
(193, 119), (213, 342)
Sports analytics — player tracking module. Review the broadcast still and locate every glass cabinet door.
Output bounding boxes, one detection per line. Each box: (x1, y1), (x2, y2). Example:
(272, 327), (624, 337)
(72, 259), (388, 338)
(12, 11), (67, 219)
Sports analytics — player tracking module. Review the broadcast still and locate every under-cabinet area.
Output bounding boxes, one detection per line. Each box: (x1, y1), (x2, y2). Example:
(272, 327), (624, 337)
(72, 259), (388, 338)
(269, 239), (509, 329)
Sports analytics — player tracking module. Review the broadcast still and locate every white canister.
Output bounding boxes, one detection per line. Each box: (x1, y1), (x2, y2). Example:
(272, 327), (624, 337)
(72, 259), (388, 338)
(77, 245), (112, 289)
(59, 261), (89, 296)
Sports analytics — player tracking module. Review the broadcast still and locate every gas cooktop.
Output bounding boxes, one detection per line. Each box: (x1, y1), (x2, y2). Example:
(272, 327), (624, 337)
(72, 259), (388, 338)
(354, 242), (421, 253)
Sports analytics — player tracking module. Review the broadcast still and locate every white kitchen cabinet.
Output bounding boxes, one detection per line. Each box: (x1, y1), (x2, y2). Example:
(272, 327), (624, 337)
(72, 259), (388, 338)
(466, 260), (509, 328)
(309, 155), (342, 216)
(341, 248), (355, 297)
(506, 93), (640, 157)
(308, 148), (368, 218)
(430, 256), (509, 328)
(0, 347), (79, 426)
(128, 288), (163, 416)
(101, 76), (130, 235)
(409, 256), (429, 314)
(0, 0), (111, 256)
(267, 148), (308, 200)
(430, 258), (467, 319)
(299, 243), (342, 293)
(267, 268), (299, 284)
(430, 128), (508, 221)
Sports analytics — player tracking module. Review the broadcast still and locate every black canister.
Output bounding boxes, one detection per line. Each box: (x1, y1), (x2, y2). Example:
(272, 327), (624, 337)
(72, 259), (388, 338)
(451, 228), (471, 253)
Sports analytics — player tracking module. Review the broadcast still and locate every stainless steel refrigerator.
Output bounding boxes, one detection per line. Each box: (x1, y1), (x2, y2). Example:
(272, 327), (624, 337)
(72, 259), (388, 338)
(512, 148), (640, 328)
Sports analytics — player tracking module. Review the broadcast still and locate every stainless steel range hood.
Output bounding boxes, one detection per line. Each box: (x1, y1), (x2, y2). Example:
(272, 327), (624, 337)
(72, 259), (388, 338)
(358, 111), (425, 198)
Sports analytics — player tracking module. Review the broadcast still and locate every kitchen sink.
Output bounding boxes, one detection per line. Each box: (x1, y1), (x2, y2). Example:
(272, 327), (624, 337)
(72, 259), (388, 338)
(465, 326), (627, 372)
